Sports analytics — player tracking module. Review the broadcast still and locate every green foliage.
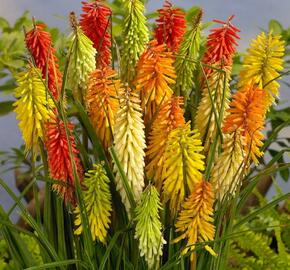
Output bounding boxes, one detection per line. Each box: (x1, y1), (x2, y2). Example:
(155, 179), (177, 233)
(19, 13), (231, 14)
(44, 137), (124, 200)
(0, 232), (42, 269)
(227, 189), (290, 270)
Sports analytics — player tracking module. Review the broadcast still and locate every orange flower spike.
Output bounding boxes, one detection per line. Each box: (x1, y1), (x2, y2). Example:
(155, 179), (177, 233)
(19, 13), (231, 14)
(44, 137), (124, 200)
(203, 15), (240, 68)
(154, 0), (186, 52)
(45, 114), (83, 205)
(173, 181), (216, 259)
(223, 84), (268, 164)
(146, 96), (185, 190)
(135, 40), (176, 123)
(87, 67), (121, 149)
(80, 1), (112, 68)
(25, 23), (62, 100)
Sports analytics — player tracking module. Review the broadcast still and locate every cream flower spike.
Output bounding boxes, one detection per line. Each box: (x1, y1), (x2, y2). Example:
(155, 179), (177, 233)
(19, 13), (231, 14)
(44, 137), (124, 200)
(113, 87), (146, 217)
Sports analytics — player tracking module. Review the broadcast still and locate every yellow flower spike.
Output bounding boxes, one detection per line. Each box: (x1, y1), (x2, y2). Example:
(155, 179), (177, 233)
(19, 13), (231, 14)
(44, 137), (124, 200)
(146, 96), (185, 191)
(173, 181), (216, 260)
(162, 122), (205, 215)
(74, 163), (112, 243)
(13, 66), (54, 157)
(211, 131), (246, 201)
(113, 89), (146, 216)
(87, 67), (121, 149)
(134, 185), (166, 269)
(239, 31), (285, 106)
(135, 40), (176, 124)
(194, 67), (232, 153)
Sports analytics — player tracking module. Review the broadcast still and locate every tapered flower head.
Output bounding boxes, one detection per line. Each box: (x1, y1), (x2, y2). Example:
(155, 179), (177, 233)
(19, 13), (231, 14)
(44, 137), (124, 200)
(67, 13), (96, 102)
(80, 1), (112, 68)
(239, 31), (285, 105)
(195, 67), (231, 153)
(202, 15), (240, 68)
(74, 163), (112, 243)
(113, 89), (146, 216)
(195, 16), (239, 153)
(134, 185), (166, 269)
(223, 84), (268, 164)
(135, 40), (176, 124)
(121, 0), (149, 83)
(163, 123), (205, 215)
(154, 0), (186, 52)
(174, 9), (202, 96)
(87, 67), (121, 149)
(173, 181), (216, 260)
(13, 66), (54, 157)
(45, 113), (83, 204)
(25, 23), (62, 100)
(211, 132), (245, 200)
(146, 96), (185, 191)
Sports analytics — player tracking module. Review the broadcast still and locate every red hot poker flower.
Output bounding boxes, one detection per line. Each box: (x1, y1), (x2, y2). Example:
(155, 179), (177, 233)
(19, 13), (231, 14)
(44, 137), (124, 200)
(154, 0), (186, 52)
(203, 15), (240, 67)
(223, 84), (268, 164)
(25, 23), (62, 100)
(80, 1), (112, 68)
(45, 113), (83, 205)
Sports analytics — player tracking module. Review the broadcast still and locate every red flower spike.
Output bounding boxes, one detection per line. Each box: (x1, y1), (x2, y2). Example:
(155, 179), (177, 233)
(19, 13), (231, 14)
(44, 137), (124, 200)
(202, 15), (240, 67)
(25, 23), (62, 100)
(45, 113), (83, 205)
(80, 1), (112, 68)
(154, 0), (186, 52)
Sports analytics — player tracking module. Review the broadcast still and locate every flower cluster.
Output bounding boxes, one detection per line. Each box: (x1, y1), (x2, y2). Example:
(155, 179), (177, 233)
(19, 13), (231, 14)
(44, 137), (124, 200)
(154, 0), (186, 52)
(113, 89), (146, 216)
(239, 31), (285, 105)
(12, 2), (286, 269)
(135, 40), (176, 123)
(45, 114), (83, 205)
(87, 67), (120, 149)
(74, 163), (112, 243)
(25, 23), (62, 100)
(80, 1), (111, 68)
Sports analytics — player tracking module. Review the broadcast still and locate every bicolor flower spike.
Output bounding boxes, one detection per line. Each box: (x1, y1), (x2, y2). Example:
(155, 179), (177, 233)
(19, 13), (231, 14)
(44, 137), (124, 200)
(202, 15), (240, 69)
(14, 67), (54, 157)
(87, 67), (121, 149)
(80, 1), (112, 68)
(154, 0), (186, 52)
(45, 114), (83, 205)
(134, 185), (166, 269)
(135, 40), (176, 124)
(211, 132), (245, 200)
(223, 84), (268, 164)
(174, 9), (202, 96)
(239, 31), (285, 105)
(113, 89), (146, 216)
(74, 163), (112, 243)
(173, 181), (216, 260)
(195, 67), (231, 153)
(146, 96), (185, 191)
(25, 23), (62, 100)
(163, 123), (205, 215)
(121, 0), (149, 83)
(195, 16), (239, 152)
(67, 13), (96, 102)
